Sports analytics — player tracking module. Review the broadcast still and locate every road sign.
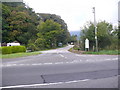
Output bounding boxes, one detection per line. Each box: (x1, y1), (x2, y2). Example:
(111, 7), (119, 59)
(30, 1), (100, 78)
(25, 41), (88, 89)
(85, 38), (89, 49)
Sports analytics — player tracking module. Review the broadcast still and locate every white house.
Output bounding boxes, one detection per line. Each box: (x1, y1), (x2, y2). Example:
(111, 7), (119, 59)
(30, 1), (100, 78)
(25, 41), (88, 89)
(7, 43), (20, 46)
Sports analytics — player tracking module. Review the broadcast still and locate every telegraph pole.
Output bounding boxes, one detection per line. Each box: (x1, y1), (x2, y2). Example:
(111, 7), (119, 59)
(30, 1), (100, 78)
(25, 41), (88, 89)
(93, 7), (98, 52)
(118, 1), (120, 26)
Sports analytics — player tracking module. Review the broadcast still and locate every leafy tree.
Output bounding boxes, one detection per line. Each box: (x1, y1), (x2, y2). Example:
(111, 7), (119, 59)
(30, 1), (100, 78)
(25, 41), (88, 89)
(2, 2), (70, 51)
(97, 21), (113, 49)
(2, 3), (38, 45)
(69, 35), (77, 44)
(80, 22), (95, 50)
(37, 13), (70, 44)
(2, 4), (11, 43)
(80, 21), (117, 50)
(36, 20), (64, 49)
(35, 38), (46, 50)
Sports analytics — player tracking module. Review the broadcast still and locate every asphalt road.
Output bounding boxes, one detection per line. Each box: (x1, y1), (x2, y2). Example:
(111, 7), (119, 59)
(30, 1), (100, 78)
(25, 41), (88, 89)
(1, 45), (119, 88)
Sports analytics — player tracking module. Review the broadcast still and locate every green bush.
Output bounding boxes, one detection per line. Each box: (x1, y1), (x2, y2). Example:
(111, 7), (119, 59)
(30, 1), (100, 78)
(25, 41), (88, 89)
(27, 44), (38, 52)
(11, 46), (26, 53)
(0, 47), (2, 54)
(73, 45), (80, 50)
(2, 46), (12, 54)
(2, 46), (26, 54)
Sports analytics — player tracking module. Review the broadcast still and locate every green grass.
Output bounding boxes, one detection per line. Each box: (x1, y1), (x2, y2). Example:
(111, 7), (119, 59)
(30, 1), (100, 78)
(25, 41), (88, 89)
(1, 51), (41, 59)
(1, 45), (67, 59)
(83, 50), (119, 55)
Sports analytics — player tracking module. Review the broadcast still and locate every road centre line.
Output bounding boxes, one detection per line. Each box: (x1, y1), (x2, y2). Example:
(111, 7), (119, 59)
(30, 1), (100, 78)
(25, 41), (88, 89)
(2, 61), (79, 67)
(43, 63), (53, 65)
(105, 58), (118, 61)
(2, 57), (118, 67)
(31, 63), (40, 66)
(0, 79), (90, 88)
(112, 58), (118, 60)
(19, 64), (24, 66)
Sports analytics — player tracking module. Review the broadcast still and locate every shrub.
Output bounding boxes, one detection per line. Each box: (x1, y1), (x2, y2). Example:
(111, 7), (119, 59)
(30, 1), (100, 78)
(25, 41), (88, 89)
(2, 46), (12, 54)
(27, 44), (38, 52)
(2, 46), (26, 54)
(73, 45), (80, 50)
(11, 46), (26, 53)
(0, 47), (2, 54)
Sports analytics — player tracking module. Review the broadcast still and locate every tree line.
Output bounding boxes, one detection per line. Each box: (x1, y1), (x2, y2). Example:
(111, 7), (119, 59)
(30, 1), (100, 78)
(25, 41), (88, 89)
(2, 2), (71, 51)
(80, 21), (118, 51)
(2, 2), (118, 51)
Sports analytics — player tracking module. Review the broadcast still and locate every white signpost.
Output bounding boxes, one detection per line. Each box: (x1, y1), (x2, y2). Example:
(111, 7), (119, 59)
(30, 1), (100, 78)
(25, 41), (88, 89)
(85, 38), (89, 51)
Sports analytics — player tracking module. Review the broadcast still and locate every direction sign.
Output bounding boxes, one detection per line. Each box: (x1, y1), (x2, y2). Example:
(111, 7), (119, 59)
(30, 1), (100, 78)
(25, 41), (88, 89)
(85, 38), (89, 49)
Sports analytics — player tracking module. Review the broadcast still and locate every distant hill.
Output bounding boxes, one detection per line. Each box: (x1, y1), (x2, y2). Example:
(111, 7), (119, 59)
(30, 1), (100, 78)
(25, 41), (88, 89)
(70, 31), (80, 36)
(70, 31), (80, 40)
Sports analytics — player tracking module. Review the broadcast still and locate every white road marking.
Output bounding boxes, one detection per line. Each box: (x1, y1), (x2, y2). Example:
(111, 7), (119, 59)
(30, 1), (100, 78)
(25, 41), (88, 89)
(43, 63), (53, 65)
(57, 62), (64, 64)
(75, 54), (81, 56)
(112, 58), (118, 60)
(59, 54), (64, 57)
(79, 60), (82, 62)
(106, 59), (111, 60)
(65, 57), (67, 59)
(6, 64), (12, 67)
(59, 54), (67, 59)
(1, 79), (90, 88)
(2, 57), (118, 67)
(19, 64), (24, 66)
(75, 54), (86, 57)
(2, 60), (79, 67)
(86, 59), (89, 62)
(54, 62), (61, 64)
(105, 58), (118, 61)
(66, 62), (70, 64)
(65, 79), (90, 83)
(11, 64), (17, 66)
(31, 64), (39, 66)
(72, 60), (79, 63)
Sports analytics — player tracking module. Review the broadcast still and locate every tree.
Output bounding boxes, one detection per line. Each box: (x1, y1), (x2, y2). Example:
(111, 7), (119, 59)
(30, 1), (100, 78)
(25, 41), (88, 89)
(2, 2), (71, 51)
(80, 22), (95, 50)
(97, 21), (112, 49)
(37, 13), (70, 44)
(80, 21), (117, 50)
(2, 4), (11, 43)
(2, 3), (38, 45)
(36, 20), (64, 49)
(69, 35), (77, 44)
(35, 38), (46, 50)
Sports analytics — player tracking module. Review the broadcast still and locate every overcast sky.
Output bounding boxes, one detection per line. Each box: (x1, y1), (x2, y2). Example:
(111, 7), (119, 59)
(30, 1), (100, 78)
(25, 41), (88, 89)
(23, 0), (119, 31)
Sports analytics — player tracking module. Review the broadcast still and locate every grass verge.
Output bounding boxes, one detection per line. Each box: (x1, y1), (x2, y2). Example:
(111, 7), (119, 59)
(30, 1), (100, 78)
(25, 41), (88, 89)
(1, 45), (67, 59)
(1, 51), (41, 59)
(82, 50), (119, 55)
(69, 47), (119, 55)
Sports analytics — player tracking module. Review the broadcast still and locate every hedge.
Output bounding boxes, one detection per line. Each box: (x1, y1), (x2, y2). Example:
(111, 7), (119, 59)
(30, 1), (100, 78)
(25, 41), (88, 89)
(2, 46), (26, 54)
(2, 46), (12, 54)
(11, 46), (26, 53)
